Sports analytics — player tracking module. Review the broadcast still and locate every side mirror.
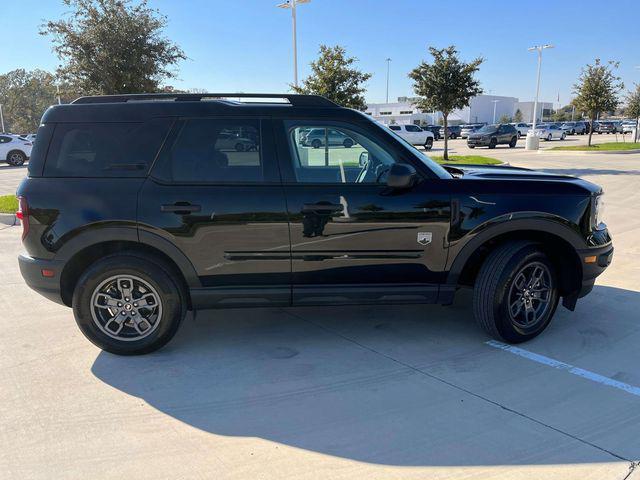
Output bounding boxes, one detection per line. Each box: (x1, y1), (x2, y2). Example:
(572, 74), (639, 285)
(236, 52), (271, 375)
(359, 151), (369, 167)
(386, 163), (417, 189)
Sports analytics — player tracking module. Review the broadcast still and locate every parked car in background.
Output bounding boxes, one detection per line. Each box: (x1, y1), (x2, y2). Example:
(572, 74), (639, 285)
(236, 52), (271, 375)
(460, 123), (484, 138)
(510, 122), (530, 138)
(301, 128), (356, 148)
(532, 123), (566, 141)
(445, 125), (462, 139)
(467, 123), (518, 149)
(622, 120), (637, 133)
(0, 134), (32, 165)
(21, 134), (37, 142)
(388, 123), (435, 149)
(611, 121), (624, 133)
(421, 125), (441, 140)
(560, 122), (585, 135)
(596, 121), (616, 134)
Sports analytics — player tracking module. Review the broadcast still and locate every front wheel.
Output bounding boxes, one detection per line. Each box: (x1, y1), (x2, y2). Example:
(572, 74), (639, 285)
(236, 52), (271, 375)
(343, 138), (354, 148)
(72, 254), (186, 355)
(561, 133), (566, 140)
(473, 242), (559, 343)
(547, 134), (552, 141)
(488, 138), (497, 149)
(311, 139), (322, 149)
(424, 137), (433, 150)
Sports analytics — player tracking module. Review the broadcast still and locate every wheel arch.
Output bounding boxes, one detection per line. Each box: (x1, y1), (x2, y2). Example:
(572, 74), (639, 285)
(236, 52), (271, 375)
(448, 223), (584, 299)
(6, 148), (28, 160)
(57, 228), (200, 308)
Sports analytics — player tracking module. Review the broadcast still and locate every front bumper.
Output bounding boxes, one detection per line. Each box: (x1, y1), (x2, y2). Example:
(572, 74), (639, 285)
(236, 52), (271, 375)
(18, 253), (66, 305)
(467, 138), (490, 147)
(576, 243), (614, 297)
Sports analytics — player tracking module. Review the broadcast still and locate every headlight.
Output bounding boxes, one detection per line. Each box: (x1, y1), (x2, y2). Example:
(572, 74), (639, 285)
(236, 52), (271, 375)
(593, 194), (606, 229)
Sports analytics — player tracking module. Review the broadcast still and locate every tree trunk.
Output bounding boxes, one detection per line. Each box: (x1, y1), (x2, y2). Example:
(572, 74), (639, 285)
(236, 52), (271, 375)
(588, 116), (595, 147)
(443, 113), (449, 161)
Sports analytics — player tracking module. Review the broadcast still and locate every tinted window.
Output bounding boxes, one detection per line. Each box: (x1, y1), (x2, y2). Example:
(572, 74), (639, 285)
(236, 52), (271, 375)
(155, 118), (262, 183)
(476, 125), (498, 134)
(0, 136), (11, 143)
(388, 125), (401, 131)
(44, 119), (172, 177)
(405, 124), (422, 132)
(289, 124), (397, 184)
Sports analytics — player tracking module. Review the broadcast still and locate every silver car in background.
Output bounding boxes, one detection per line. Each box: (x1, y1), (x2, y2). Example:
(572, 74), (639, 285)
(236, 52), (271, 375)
(460, 123), (484, 138)
(532, 123), (567, 141)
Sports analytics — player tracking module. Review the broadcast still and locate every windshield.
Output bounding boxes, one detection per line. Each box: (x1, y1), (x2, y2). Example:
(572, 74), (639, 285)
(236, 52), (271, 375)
(369, 119), (451, 178)
(475, 125), (498, 134)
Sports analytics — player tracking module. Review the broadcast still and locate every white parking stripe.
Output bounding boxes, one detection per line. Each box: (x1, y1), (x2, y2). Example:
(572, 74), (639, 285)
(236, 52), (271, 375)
(486, 340), (640, 397)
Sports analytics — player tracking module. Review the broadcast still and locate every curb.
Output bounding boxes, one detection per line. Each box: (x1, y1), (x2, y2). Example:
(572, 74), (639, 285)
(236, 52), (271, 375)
(537, 148), (640, 155)
(0, 213), (17, 226)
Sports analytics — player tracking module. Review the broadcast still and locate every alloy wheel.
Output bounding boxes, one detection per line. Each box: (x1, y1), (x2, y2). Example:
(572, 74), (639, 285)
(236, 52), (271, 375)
(507, 261), (553, 329)
(90, 275), (163, 341)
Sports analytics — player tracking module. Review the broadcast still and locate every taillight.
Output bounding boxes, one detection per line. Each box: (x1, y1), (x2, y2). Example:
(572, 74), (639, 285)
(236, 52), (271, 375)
(16, 196), (29, 240)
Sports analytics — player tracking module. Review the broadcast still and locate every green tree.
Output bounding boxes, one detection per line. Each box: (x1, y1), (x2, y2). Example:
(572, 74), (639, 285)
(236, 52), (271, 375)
(499, 114), (512, 124)
(626, 84), (640, 142)
(41, 0), (186, 95)
(292, 45), (371, 110)
(514, 109), (523, 122)
(409, 46), (483, 160)
(0, 69), (68, 133)
(572, 59), (623, 146)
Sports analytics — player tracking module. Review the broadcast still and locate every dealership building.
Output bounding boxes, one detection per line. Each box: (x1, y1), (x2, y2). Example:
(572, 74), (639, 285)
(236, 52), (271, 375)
(365, 95), (554, 125)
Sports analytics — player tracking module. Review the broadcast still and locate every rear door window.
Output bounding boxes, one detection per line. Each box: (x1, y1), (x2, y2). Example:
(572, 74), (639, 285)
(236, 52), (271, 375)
(44, 119), (172, 177)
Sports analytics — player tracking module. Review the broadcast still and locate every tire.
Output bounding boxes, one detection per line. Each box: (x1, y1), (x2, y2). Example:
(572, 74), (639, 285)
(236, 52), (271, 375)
(469, 145), (475, 149)
(517, 131), (522, 139)
(509, 136), (517, 148)
(473, 241), (559, 343)
(72, 253), (186, 355)
(571, 129), (576, 135)
(547, 134), (552, 141)
(488, 138), (497, 149)
(7, 150), (26, 166)
(235, 142), (245, 152)
(561, 133), (566, 140)
(311, 139), (321, 149)
(424, 137), (433, 150)
(343, 138), (354, 148)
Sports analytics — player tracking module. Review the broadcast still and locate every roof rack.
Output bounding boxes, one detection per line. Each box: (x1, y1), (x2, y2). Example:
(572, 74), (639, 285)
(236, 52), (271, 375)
(71, 93), (338, 107)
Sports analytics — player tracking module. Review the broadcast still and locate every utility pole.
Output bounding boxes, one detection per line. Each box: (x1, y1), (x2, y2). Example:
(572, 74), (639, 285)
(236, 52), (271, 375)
(0, 104), (4, 133)
(526, 44), (554, 150)
(276, 0), (310, 88)
(385, 58), (391, 103)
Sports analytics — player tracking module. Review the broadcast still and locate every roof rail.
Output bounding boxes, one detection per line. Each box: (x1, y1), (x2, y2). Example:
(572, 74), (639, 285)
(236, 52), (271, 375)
(71, 93), (338, 107)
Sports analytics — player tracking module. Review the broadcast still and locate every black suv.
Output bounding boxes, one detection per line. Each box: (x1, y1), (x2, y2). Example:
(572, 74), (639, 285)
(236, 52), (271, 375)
(17, 93), (613, 355)
(467, 123), (519, 149)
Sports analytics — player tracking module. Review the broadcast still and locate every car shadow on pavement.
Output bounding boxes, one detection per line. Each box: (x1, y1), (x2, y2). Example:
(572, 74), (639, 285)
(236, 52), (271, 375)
(91, 285), (640, 466)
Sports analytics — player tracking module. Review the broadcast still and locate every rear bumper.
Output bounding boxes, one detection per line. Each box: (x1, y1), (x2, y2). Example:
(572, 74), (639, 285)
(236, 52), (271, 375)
(18, 253), (66, 306)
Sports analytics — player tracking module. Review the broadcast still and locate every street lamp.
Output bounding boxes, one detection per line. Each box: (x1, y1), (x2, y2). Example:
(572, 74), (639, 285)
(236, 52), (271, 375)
(385, 58), (391, 103)
(277, 0), (311, 88)
(526, 44), (554, 150)
(492, 100), (500, 123)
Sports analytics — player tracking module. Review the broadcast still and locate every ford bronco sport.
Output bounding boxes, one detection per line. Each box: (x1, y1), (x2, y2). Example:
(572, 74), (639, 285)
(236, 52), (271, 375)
(17, 93), (613, 355)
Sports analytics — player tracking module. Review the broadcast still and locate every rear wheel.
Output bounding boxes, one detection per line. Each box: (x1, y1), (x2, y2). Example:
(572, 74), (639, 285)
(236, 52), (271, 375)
(561, 132), (566, 140)
(72, 254), (186, 355)
(7, 150), (26, 166)
(343, 138), (354, 148)
(235, 142), (245, 152)
(311, 139), (321, 149)
(424, 137), (433, 150)
(547, 134), (552, 141)
(509, 136), (517, 148)
(473, 242), (559, 343)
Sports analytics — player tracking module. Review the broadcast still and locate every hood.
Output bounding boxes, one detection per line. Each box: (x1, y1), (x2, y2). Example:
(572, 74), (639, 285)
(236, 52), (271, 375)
(468, 132), (492, 139)
(442, 164), (602, 194)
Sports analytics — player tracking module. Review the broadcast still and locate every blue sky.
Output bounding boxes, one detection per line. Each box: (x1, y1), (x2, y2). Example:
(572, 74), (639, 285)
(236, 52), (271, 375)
(2, 0), (639, 105)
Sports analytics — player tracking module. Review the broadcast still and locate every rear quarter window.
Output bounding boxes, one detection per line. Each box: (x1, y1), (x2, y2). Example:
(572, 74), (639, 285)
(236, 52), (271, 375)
(43, 119), (172, 177)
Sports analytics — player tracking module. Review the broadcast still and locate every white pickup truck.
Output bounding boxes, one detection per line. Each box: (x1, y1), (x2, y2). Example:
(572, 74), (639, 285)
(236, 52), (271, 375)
(387, 124), (434, 150)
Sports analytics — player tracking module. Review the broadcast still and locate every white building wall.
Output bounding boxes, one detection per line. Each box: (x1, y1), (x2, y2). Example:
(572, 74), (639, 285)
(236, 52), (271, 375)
(514, 101), (554, 123)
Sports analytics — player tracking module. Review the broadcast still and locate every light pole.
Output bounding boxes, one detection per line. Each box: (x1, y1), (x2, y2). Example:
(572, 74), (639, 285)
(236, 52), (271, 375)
(0, 104), (4, 133)
(385, 58), (391, 103)
(492, 100), (500, 123)
(277, 0), (311, 88)
(526, 44), (554, 150)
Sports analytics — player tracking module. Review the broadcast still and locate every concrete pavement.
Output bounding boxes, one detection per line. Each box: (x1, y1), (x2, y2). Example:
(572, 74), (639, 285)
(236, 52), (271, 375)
(1, 149), (639, 479)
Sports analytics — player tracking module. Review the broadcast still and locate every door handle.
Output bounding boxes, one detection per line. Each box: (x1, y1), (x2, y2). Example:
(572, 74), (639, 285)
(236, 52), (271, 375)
(303, 203), (344, 213)
(161, 202), (201, 214)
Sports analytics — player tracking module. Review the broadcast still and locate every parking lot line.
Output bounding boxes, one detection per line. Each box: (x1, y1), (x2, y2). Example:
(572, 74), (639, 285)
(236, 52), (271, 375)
(486, 340), (640, 397)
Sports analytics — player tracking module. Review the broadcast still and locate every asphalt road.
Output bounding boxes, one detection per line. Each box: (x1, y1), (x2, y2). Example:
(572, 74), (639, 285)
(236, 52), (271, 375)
(1, 146), (639, 479)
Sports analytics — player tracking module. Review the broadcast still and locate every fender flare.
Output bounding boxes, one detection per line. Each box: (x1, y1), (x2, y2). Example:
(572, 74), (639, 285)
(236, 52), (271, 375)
(446, 217), (586, 286)
(56, 226), (201, 289)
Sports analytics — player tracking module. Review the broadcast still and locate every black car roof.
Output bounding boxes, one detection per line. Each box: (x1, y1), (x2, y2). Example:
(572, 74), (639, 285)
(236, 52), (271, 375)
(41, 93), (361, 123)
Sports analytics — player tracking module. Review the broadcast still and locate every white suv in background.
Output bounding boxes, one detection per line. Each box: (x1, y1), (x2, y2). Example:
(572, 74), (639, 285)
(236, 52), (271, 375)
(510, 122), (530, 138)
(387, 124), (434, 150)
(0, 134), (32, 166)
